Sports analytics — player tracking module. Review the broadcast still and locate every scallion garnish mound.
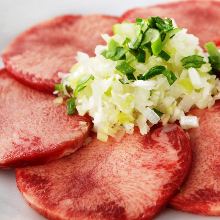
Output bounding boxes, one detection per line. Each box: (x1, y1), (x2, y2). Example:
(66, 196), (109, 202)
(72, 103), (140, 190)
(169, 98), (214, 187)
(55, 16), (220, 141)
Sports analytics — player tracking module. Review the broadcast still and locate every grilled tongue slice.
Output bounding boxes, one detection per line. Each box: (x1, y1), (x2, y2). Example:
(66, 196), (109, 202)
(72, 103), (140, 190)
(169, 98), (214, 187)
(16, 124), (191, 220)
(170, 101), (220, 216)
(2, 15), (118, 93)
(0, 69), (91, 168)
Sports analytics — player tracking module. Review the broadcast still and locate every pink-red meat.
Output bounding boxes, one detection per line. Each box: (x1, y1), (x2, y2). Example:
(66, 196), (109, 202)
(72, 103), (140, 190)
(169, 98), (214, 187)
(121, 1), (220, 46)
(170, 101), (220, 216)
(2, 15), (118, 93)
(0, 69), (91, 168)
(16, 124), (191, 220)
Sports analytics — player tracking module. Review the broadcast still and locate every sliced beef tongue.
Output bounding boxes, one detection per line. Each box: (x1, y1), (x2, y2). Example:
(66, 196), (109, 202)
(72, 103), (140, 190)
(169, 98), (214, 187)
(121, 1), (220, 47)
(170, 101), (220, 216)
(2, 15), (118, 93)
(0, 69), (91, 168)
(16, 124), (191, 220)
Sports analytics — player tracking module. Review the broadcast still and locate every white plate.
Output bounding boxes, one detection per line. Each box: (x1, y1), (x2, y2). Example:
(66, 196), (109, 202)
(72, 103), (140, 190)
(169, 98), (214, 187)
(0, 0), (218, 219)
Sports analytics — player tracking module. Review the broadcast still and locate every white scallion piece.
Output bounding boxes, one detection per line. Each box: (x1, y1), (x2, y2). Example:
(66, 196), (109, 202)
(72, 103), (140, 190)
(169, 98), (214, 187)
(180, 115), (199, 129)
(188, 68), (202, 89)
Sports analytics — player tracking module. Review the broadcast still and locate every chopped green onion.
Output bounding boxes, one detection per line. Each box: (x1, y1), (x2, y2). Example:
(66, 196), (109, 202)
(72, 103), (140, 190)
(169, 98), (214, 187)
(181, 55), (206, 69)
(66, 97), (76, 115)
(209, 56), (220, 73)
(138, 65), (166, 80)
(136, 18), (149, 32)
(129, 30), (143, 49)
(116, 61), (136, 80)
(160, 32), (166, 41)
(155, 17), (174, 32)
(130, 48), (146, 63)
(119, 78), (129, 84)
(142, 28), (162, 56)
(54, 83), (63, 92)
(102, 39), (126, 61)
(74, 75), (94, 96)
(205, 42), (220, 73)
(151, 37), (162, 56)
(55, 84), (72, 95)
(148, 17), (174, 33)
(162, 69), (177, 85)
(162, 28), (181, 45)
(123, 37), (131, 46)
(136, 18), (143, 24)
(125, 51), (136, 63)
(104, 39), (118, 55)
(153, 108), (163, 117)
(142, 28), (159, 45)
(138, 65), (176, 85)
(159, 50), (170, 61)
(168, 28), (181, 39)
(205, 42), (219, 57)
(102, 47), (126, 61)
(114, 47), (126, 60)
(136, 49), (146, 63)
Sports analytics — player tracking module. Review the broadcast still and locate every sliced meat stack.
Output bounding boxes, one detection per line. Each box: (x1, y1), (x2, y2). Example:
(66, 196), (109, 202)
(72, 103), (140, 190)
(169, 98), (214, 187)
(16, 124), (191, 220)
(170, 102), (220, 216)
(0, 69), (91, 168)
(121, 1), (220, 46)
(2, 15), (118, 92)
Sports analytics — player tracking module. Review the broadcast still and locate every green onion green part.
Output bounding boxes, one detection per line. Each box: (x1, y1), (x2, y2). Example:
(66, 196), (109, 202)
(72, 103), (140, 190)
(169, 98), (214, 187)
(205, 42), (220, 73)
(67, 97), (76, 115)
(102, 39), (126, 61)
(54, 83), (63, 92)
(162, 69), (177, 85)
(148, 17), (174, 33)
(138, 65), (177, 85)
(138, 65), (166, 80)
(129, 30), (143, 49)
(153, 108), (163, 117)
(159, 50), (170, 61)
(130, 48), (146, 63)
(116, 61), (136, 80)
(181, 55), (206, 69)
(74, 75), (94, 97)
(142, 28), (162, 56)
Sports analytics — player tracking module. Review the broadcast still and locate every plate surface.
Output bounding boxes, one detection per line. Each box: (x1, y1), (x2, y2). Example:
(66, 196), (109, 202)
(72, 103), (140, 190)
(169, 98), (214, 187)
(0, 0), (218, 219)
